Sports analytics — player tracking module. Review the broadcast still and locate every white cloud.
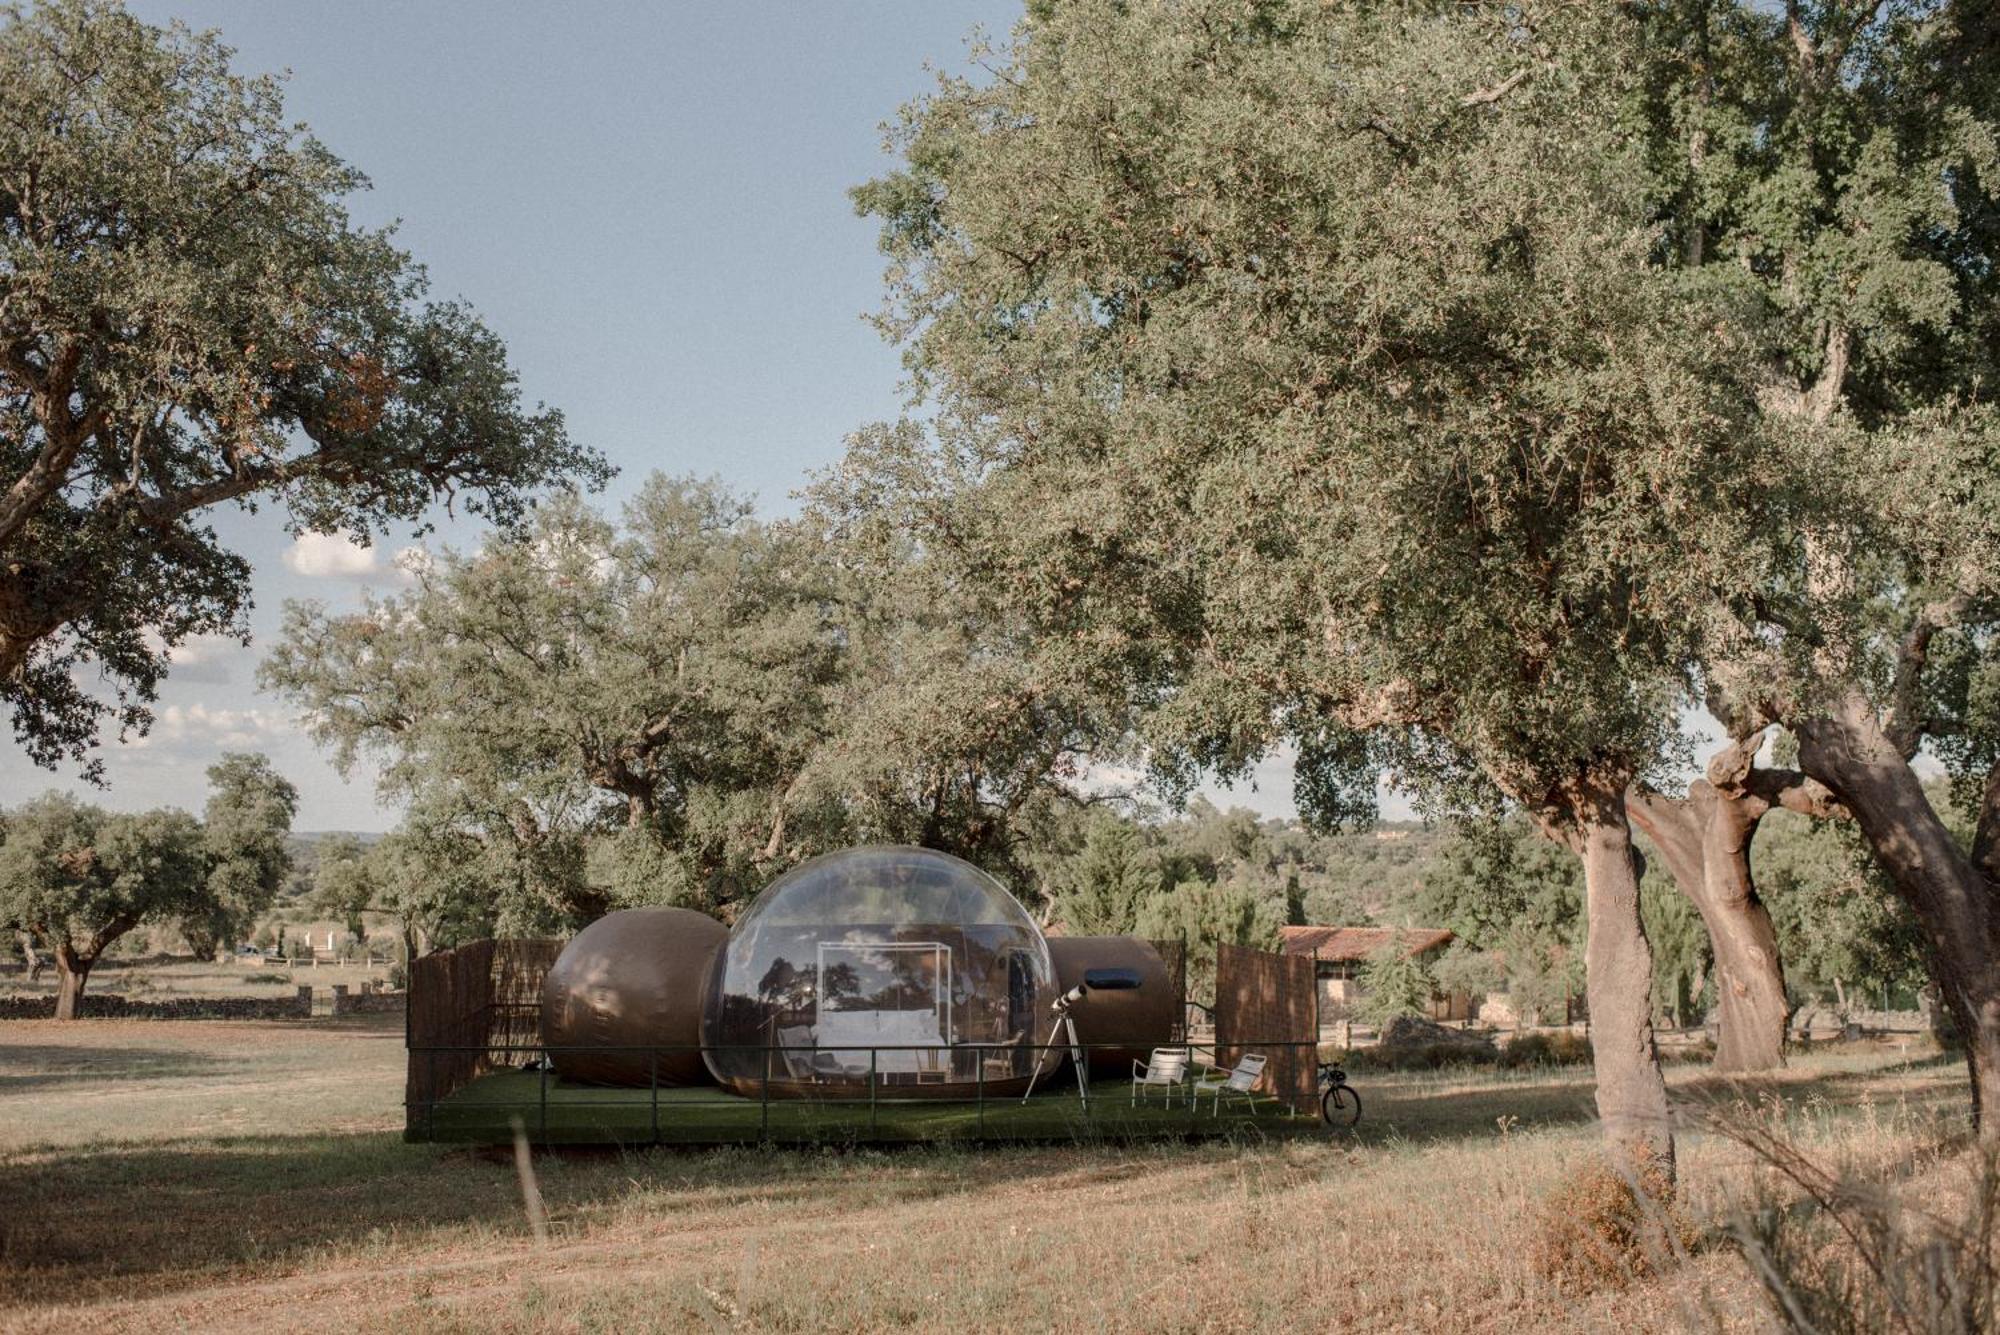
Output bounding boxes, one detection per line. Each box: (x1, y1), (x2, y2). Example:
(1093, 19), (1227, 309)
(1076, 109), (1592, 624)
(283, 530), (415, 583)
(128, 703), (291, 752)
(139, 631), (248, 684)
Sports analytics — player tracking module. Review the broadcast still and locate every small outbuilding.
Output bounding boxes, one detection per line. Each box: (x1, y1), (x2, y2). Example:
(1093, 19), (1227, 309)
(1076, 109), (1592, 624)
(1277, 925), (1461, 1020)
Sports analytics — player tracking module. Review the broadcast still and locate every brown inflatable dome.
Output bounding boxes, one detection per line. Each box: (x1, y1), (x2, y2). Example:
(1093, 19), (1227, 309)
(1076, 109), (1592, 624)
(1048, 936), (1179, 1077)
(540, 907), (727, 1087)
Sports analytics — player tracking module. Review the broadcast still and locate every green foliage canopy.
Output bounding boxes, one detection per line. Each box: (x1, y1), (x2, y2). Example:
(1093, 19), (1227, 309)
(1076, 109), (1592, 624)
(1047, 815), (1159, 936)
(184, 752), (297, 956)
(844, 0), (1779, 833)
(267, 474), (1126, 934)
(1357, 943), (1438, 1025)
(0, 0), (607, 776)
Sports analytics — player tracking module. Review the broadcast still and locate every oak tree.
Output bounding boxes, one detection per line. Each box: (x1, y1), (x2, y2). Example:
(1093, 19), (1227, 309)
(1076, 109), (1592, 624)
(1633, 1), (2000, 1128)
(847, 0), (1784, 1171)
(0, 0), (606, 775)
(0, 792), (205, 1016)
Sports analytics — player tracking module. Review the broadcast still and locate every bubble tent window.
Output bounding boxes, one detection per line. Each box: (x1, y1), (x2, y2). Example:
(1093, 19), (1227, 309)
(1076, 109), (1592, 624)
(701, 846), (1055, 1097)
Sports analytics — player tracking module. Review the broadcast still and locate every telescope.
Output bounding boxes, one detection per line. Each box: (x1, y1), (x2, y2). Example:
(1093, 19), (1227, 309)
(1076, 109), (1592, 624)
(1024, 980), (1098, 1107)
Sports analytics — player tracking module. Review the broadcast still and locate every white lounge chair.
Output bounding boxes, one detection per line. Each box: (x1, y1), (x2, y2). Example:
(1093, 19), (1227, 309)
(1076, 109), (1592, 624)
(1194, 1052), (1267, 1116)
(1131, 1047), (1191, 1106)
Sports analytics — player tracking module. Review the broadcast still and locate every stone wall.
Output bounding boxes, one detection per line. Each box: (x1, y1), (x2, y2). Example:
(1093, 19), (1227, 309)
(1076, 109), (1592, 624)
(330, 984), (407, 1016)
(0, 991), (315, 1021)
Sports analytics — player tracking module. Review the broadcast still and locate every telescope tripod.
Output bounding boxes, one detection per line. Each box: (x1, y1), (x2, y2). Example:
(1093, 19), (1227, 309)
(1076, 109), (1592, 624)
(1019, 1002), (1090, 1109)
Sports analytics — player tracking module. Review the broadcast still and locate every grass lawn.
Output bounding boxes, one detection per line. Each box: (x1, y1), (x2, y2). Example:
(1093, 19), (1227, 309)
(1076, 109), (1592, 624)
(0, 1014), (1977, 1333)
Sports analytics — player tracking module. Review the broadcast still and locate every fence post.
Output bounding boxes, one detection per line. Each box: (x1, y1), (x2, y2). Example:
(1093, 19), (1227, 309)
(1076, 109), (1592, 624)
(868, 1049), (877, 1136)
(538, 1060), (548, 1140)
(976, 1046), (986, 1138)
(761, 1043), (771, 1141)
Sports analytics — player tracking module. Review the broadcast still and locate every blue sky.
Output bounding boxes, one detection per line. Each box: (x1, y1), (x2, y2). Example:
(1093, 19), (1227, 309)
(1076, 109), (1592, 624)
(0, 1), (1309, 830)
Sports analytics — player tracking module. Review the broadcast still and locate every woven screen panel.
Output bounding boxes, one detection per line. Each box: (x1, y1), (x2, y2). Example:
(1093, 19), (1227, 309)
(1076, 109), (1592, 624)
(405, 940), (496, 1118)
(1213, 941), (1318, 1113)
(1148, 938), (1189, 1042)
(404, 938), (559, 1129)
(488, 938), (561, 1063)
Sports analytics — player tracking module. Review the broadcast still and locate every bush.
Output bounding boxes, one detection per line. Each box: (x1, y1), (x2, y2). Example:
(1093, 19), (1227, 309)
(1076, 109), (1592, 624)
(1528, 1152), (1696, 1294)
(387, 961), (409, 990)
(1662, 1037), (1716, 1065)
(1341, 1040), (1500, 1073)
(240, 971), (290, 986)
(1500, 1031), (1594, 1068)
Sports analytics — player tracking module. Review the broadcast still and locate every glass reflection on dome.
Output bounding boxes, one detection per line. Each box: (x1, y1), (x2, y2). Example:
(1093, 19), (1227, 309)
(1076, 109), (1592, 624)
(702, 846), (1055, 1095)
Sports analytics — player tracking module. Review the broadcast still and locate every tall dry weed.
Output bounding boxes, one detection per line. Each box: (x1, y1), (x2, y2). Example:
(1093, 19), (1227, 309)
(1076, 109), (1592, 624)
(1710, 1102), (2000, 1334)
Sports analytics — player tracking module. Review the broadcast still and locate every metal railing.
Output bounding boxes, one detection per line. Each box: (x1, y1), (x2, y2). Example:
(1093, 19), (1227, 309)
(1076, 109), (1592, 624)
(404, 1037), (1327, 1146)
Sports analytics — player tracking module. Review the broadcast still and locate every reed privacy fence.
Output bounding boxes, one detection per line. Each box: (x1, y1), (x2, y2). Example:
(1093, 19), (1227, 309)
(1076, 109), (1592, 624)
(404, 935), (1316, 1146)
(1214, 941), (1320, 1114)
(405, 938), (560, 1119)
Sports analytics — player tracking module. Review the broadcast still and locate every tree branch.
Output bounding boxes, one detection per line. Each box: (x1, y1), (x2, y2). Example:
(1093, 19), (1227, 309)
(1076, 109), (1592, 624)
(1974, 759), (2000, 890)
(1625, 783), (1704, 893)
(1743, 767), (1844, 821)
(1885, 592), (1970, 759)
(0, 340), (98, 549)
(1461, 68), (1531, 108)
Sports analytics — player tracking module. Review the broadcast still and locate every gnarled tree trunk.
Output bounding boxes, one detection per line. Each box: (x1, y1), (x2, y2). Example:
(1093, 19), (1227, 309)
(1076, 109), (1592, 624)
(52, 943), (92, 1021)
(1795, 689), (2000, 1138)
(1567, 781), (1675, 1176)
(1626, 736), (1836, 1073)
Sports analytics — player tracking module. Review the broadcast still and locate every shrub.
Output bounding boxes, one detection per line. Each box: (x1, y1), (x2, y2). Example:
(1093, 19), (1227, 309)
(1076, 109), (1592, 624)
(1528, 1152), (1696, 1294)
(1501, 1031), (1594, 1068)
(387, 961), (409, 990)
(1662, 1037), (1716, 1065)
(1432, 941), (1505, 1002)
(1342, 1040), (1499, 1073)
(240, 971), (290, 986)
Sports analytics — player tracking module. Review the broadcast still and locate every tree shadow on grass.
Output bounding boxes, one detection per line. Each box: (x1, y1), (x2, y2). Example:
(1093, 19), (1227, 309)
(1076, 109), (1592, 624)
(1, 1052), (1969, 1314)
(1349, 1073), (1600, 1145)
(0, 1045), (232, 1092)
(0, 1127), (1245, 1311)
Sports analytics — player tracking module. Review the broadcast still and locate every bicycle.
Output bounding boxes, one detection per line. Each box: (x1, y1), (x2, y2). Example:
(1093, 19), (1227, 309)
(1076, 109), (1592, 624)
(1319, 1061), (1361, 1128)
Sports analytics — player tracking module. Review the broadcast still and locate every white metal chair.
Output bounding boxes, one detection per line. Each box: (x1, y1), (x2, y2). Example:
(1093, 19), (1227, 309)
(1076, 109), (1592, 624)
(1131, 1047), (1191, 1106)
(1194, 1052), (1267, 1116)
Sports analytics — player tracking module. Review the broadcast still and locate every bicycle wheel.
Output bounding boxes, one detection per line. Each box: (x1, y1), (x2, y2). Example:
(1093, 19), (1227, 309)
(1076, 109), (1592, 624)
(1321, 1083), (1361, 1128)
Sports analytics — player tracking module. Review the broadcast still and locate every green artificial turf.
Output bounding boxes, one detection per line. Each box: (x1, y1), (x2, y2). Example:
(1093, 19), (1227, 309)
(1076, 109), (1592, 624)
(413, 1068), (1312, 1146)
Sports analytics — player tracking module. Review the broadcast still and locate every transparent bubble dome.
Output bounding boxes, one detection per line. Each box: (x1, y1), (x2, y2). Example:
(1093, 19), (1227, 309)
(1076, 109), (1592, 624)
(701, 846), (1055, 1095)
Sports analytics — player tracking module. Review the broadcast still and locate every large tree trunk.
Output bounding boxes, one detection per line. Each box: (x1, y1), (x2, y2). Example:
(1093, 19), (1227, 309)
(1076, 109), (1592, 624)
(1795, 689), (2000, 1138)
(1627, 777), (1792, 1074)
(52, 945), (91, 1021)
(1694, 803), (1790, 1073)
(1574, 787), (1676, 1175)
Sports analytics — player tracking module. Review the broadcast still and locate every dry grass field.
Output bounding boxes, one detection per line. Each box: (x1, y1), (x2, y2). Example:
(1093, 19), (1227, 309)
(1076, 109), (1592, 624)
(0, 955), (396, 1006)
(0, 1015), (1979, 1334)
